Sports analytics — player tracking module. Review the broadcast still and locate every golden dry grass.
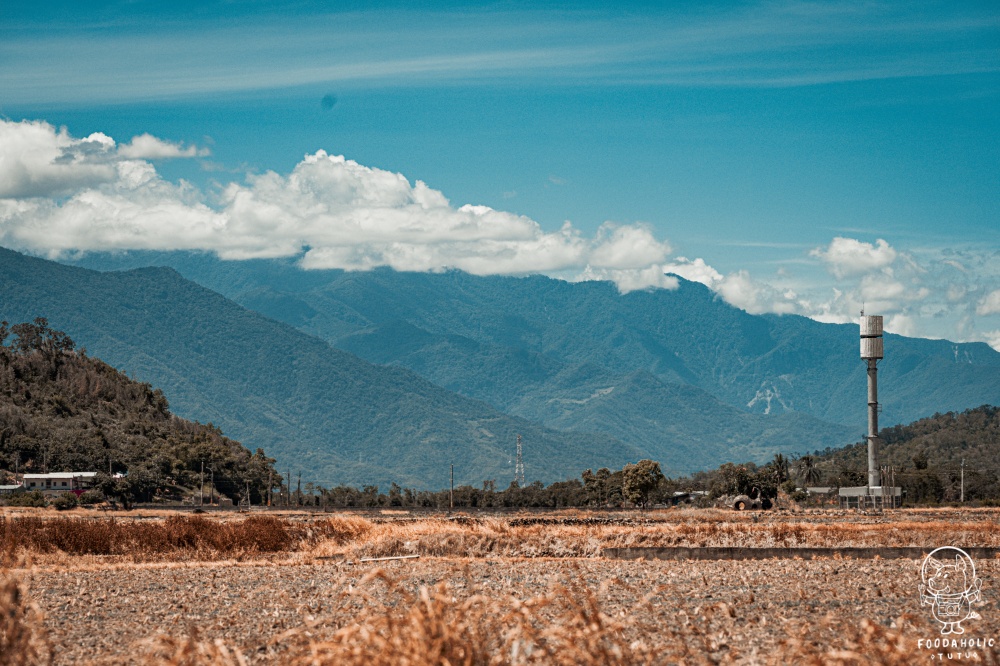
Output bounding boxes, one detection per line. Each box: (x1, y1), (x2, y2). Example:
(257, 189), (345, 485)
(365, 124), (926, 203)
(0, 515), (330, 565)
(0, 574), (52, 666)
(5, 509), (1000, 567)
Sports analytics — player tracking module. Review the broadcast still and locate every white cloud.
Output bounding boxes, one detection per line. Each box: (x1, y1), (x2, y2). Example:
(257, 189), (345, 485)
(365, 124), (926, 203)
(0, 120), (208, 199)
(977, 289), (1000, 316)
(810, 237), (897, 279)
(588, 223), (671, 269)
(663, 257), (723, 287)
(118, 134), (209, 160)
(0, 121), (688, 292)
(575, 265), (679, 293)
(0, 120), (117, 198)
(715, 270), (797, 315)
(984, 330), (1000, 352)
(858, 274), (907, 311)
(885, 314), (918, 337)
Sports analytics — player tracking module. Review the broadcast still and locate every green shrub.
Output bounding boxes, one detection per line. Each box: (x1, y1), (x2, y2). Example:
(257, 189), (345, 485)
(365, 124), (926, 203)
(77, 490), (104, 506)
(4, 491), (46, 508)
(50, 493), (78, 511)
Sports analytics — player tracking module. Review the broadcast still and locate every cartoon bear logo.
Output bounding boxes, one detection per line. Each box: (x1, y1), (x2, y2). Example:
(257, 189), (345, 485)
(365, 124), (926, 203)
(920, 547), (983, 635)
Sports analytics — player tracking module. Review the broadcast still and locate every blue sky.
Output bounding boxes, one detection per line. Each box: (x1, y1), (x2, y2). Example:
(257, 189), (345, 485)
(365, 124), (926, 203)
(1, 0), (998, 347)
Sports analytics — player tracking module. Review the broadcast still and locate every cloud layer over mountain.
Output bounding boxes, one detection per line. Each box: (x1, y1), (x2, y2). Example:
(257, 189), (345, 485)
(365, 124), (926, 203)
(0, 119), (675, 287)
(1, 118), (997, 349)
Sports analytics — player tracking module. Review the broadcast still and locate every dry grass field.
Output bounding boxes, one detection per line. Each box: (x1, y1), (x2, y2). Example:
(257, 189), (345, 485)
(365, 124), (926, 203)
(4, 507), (1000, 665)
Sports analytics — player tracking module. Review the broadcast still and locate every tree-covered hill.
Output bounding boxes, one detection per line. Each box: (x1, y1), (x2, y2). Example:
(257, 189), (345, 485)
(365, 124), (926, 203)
(0, 318), (276, 503)
(0, 248), (639, 488)
(805, 405), (1000, 503)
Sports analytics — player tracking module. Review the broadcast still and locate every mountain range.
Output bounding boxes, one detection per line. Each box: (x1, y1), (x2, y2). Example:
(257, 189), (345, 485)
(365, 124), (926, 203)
(3, 247), (997, 487)
(0, 248), (637, 488)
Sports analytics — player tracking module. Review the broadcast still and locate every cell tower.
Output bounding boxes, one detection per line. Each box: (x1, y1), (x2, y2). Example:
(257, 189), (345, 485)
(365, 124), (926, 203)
(514, 434), (525, 486)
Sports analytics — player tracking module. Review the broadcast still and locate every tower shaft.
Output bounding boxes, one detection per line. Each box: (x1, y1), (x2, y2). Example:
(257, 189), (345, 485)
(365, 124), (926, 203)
(867, 358), (879, 490)
(859, 314), (884, 492)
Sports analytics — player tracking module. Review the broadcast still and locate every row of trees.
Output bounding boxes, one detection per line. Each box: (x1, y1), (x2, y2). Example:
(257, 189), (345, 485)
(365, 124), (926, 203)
(270, 457), (801, 510)
(278, 446), (966, 510)
(266, 460), (668, 509)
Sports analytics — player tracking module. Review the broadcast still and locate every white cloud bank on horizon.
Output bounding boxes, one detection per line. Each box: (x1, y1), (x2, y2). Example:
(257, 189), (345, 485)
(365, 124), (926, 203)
(0, 119), (998, 350)
(0, 119), (679, 287)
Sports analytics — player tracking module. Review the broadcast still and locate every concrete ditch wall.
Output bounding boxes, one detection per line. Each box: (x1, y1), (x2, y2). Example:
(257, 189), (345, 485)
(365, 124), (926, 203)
(603, 547), (1000, 560)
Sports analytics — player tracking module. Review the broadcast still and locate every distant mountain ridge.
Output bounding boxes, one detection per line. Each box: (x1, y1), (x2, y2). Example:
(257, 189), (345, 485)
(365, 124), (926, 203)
(61, 251), (1000, 474)
(0, 247), (643, 488)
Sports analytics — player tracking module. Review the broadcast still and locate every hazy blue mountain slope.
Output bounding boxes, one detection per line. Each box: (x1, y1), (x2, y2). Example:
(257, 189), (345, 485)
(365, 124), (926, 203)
(339, 322), (857, 473)
(337, 319), (564, 411)
(510, 366), (857, 471)
(0, 248), (640, 488)
(313, 272), (999, 429)
(64, 251), (1000, 465)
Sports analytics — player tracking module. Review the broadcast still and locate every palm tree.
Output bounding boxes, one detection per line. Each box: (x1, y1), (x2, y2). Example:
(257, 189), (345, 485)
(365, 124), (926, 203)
(772, 453), (790, 484)
(797, 455), (823, 485)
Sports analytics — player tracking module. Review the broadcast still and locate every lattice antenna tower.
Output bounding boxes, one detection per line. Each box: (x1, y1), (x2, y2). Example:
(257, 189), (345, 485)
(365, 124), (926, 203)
(514, 434), (525, 486)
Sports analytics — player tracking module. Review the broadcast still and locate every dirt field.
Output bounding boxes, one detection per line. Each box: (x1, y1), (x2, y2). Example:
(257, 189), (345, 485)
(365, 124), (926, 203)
(5, 508), (1000, 664)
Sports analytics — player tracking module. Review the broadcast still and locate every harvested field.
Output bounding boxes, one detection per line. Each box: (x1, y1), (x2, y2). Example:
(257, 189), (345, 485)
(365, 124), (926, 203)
(3, 508), (1000, 664)
(4, 507), (1000, 566)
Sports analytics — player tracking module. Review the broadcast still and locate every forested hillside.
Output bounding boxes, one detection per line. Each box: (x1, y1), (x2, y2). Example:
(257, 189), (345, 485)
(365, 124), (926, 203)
(0, 248), (640, 488)
(805, 405), (1000, 503)
(0, 318), (276, 503)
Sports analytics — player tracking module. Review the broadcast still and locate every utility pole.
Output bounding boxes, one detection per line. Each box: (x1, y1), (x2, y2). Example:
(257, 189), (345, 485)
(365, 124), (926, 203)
(209, 467), (215, 505)
(268, 469), (273, 507)
(891, 466), (896, 508)
(450, 464), (454, 510)
(200, 461), (204, 506)
(286, 470), (291, 507)
(961, 459), (965, 503)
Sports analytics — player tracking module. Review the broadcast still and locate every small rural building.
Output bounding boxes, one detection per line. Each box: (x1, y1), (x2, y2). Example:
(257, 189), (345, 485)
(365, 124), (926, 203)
(0, 483), (24, 496)
(837, 484), (901, 509)
(22, 472), (98, 496)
